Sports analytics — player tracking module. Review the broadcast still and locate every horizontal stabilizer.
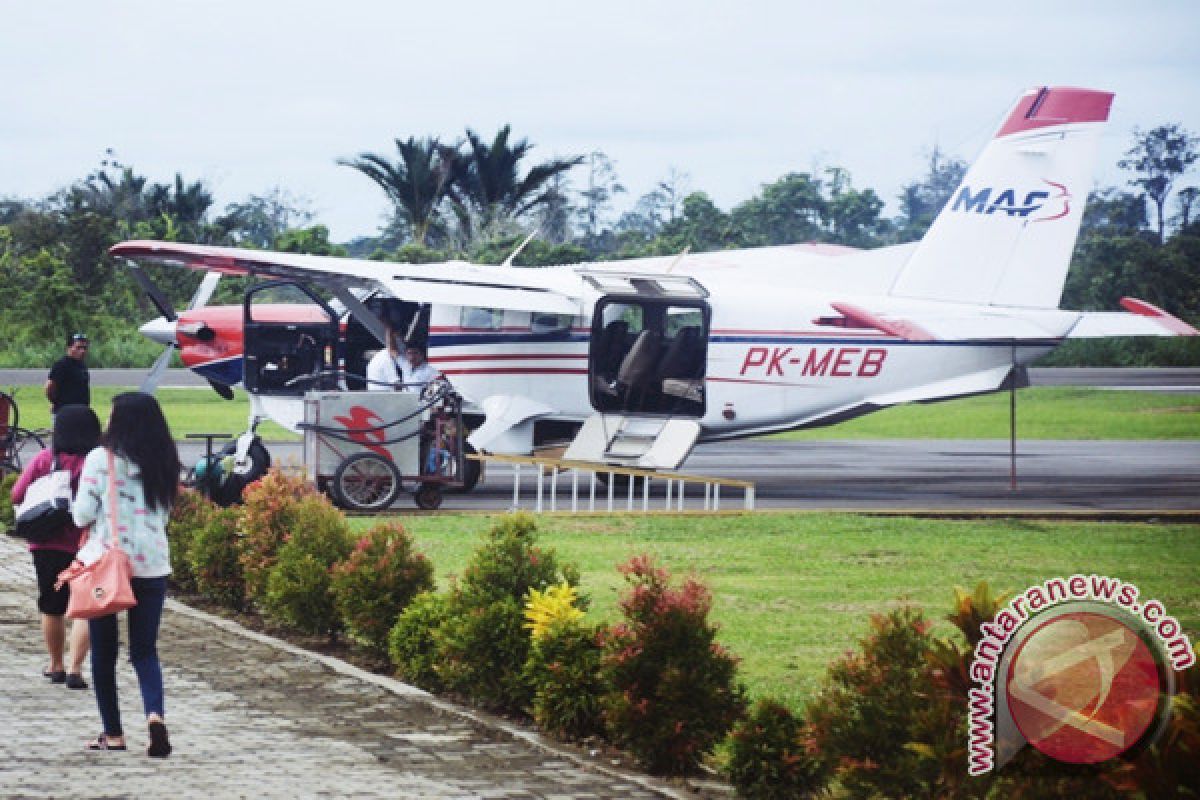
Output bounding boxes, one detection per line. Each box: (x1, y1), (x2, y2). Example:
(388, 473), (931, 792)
(818, 302), (1075, 342)
(1068, 298), (1198, 338)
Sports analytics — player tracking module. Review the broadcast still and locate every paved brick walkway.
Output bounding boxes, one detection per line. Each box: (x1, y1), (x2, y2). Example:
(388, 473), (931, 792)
(0, 536), (718, 799)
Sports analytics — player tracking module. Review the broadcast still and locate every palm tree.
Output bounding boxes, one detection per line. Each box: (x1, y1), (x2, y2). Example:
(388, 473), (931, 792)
(449, 125), (583, 231)
(339, 137), (457, 246)
(146, 174), (214, 240)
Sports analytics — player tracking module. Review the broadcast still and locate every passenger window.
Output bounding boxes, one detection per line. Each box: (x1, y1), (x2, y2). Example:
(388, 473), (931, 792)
(461, 307), (503, 330)
(666, 307), (703, 336)
(531, 313), (573, 334)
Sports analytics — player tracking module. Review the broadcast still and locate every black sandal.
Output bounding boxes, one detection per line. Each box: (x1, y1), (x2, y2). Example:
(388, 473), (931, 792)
(147, 720), (171, 758)
(85, 734), (127, 751)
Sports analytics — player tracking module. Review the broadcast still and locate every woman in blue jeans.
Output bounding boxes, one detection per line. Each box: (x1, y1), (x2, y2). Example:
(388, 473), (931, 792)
(72, 393), (180, 757)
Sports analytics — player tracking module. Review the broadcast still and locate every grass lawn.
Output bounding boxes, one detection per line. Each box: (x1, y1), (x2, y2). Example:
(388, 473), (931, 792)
(356, 512), (1200, 708)
(773, 387), (1200, 439)
(9, 387), (297, 442)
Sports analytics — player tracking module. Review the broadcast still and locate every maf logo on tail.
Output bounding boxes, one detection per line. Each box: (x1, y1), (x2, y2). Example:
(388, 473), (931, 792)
(952, 179), (1071, 222)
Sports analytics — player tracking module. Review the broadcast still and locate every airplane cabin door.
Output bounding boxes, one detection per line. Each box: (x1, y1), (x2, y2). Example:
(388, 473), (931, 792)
(584, 275), (711, 418)
(243, 281), (341, 395)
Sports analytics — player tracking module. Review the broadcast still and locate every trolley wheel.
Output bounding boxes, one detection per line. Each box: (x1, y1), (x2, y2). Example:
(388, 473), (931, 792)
(332, 452), (402, 512)
(2, 427), (45, 475)
(414, 482), (443, 510)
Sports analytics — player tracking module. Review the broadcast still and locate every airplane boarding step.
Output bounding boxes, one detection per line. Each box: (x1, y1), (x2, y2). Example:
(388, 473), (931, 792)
(563, 414), (702, 470)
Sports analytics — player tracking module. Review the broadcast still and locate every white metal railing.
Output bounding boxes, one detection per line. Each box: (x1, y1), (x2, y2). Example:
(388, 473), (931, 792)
(471, 454), (755, 513)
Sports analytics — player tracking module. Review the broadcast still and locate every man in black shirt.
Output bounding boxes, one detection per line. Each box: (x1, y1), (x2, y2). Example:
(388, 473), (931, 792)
(45, 333), (91, 412)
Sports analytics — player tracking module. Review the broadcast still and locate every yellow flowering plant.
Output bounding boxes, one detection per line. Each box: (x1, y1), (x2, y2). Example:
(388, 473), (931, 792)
(523, 582), (584, 640)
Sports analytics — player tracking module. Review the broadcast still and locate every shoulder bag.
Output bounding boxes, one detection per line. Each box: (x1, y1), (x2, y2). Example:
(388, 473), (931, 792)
(12, 455), (74, 542)
(55, 450), (137, 620)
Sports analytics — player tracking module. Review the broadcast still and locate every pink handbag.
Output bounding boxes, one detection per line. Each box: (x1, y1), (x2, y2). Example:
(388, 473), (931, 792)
(55, 450), (137, 620)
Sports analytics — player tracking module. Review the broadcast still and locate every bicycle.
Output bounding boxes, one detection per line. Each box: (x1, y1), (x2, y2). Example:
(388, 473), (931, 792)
(0, 390), (47, 479)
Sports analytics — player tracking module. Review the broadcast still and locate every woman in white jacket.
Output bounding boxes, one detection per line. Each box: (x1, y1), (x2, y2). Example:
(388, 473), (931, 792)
(73, 392), (180, 757)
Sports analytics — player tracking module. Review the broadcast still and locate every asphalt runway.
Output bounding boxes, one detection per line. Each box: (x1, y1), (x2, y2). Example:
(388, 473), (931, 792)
(6, 369), (1197, 513)
(174, 437), (1200, 514)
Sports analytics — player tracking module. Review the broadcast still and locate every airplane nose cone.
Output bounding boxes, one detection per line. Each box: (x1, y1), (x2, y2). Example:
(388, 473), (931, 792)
(139, 316), (177, 345)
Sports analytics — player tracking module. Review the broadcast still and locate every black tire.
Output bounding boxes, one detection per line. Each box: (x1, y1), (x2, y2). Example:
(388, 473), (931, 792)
(232, 439), (271, 482)
(210, 439), (272, 507)
(333, 452), (402, 512)
(447, 442), (482, 493)
(414, 482), (443, 510)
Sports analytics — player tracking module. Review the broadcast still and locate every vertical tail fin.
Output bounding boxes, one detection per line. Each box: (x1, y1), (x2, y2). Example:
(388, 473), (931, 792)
(889, 87), (1114, 309)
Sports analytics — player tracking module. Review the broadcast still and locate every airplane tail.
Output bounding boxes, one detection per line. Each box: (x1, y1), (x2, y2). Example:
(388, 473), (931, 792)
(889, 87), (1114, 309)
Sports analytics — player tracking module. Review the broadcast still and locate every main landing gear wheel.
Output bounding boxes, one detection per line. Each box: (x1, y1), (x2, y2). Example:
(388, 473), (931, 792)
(332, 452), (402, 512)
(448, 442), (481, 493)
(414, 482), (443, 510)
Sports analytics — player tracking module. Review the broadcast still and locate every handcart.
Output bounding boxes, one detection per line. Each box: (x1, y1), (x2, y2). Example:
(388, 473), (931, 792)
(0, 390), (46, 479)
(300, 379), (466, 511)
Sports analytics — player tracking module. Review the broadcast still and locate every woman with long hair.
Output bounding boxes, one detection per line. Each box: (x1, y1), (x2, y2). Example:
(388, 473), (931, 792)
(72, 392), (180, 757)
(11, 404), (101, 690)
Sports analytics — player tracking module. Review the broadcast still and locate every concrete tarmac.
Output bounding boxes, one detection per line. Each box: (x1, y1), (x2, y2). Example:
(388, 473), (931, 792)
(0, 536), (704, 799)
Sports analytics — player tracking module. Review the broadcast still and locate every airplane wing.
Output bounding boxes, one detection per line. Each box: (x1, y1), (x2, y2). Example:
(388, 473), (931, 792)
(109, 240), (585, 315)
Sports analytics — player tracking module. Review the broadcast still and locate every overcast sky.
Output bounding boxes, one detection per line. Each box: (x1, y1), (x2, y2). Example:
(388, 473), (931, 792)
(3, 1), (1198, 242)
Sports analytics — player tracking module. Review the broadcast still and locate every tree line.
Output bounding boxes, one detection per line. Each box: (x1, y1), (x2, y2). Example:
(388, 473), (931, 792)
(1, 125), (1197, 369)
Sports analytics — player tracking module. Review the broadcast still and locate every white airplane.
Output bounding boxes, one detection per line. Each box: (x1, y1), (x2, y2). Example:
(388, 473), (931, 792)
(117, 85), (1196, 489)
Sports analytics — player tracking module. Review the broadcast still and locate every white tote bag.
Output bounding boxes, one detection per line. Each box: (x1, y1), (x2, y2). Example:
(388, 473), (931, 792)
(13, 456), (74, 542)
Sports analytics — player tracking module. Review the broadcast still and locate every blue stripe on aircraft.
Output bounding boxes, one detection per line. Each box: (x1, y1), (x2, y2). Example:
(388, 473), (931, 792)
(194, 358), (243, 386)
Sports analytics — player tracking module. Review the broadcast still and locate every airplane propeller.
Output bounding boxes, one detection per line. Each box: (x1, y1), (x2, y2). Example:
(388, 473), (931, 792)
(136, 270), (229, 398)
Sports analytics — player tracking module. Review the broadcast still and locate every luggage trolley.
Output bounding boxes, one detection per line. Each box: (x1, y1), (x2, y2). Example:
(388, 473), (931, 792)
(301, 379), (466, 511)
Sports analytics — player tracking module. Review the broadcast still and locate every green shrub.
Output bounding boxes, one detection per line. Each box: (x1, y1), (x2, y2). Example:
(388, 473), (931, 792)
(523, 619), (607, 740)
(237, 468), (320, 601)
(388, 591), (450, 691)
(331, 522), (434, 653)
(262, 495), (350, 637)
(436, 512), (579, 712)
(167, 488), (217, 592)
(1, 471), (17, 532)
(601, 554), (745, 776)
(806, 606), (938, 799)
(727, 698), (828, 800)
(188, 506), (245, 609)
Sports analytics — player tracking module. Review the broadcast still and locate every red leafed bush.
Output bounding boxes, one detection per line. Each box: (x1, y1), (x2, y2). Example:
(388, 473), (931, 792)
(237, 469), (319, 602)
(600, 554), (744, 775)
(332, 522), (434, 653)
